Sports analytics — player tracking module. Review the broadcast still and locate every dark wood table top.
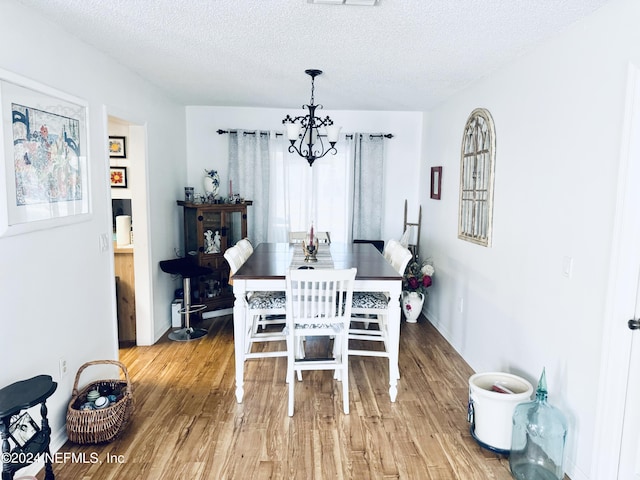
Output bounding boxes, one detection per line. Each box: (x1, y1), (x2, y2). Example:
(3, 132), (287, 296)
(234, 242), (401, 281)
(0, 375), (57, 419)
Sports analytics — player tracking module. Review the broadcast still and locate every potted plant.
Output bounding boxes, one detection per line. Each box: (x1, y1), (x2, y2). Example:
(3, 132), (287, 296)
(401, 257), (434, 323)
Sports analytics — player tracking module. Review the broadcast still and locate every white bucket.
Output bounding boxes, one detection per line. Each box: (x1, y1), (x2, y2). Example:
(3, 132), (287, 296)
(468, 372), (533, 451)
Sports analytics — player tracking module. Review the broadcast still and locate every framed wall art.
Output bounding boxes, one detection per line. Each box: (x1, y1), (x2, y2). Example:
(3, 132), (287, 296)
(0, 69), (91, 237)
(9, 412), (40, 448)
(431, 166), (442, 200)
(459, 108), (496, 247)
(110, 166), (127, 188)
(108, 136), (126, 158)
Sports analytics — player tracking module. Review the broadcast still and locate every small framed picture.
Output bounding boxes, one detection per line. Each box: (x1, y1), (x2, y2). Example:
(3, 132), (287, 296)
(9, 412), (40, 448)
(110, 166), (127, 188)
(109, 136), (127, 158)
(430, 166), (442, 200)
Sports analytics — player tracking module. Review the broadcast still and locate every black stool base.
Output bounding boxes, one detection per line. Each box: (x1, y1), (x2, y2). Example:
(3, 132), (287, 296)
(168, 327), (208, 342)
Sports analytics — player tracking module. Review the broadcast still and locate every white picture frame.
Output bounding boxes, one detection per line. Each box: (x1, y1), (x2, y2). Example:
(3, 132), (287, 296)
(0, 69), (91, 237)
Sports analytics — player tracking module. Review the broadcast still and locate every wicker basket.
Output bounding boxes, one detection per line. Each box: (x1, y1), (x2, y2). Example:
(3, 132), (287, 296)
(66, 360), (134, 444)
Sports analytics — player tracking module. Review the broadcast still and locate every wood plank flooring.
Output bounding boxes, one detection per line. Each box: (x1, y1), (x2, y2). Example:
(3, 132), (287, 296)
(42, 316), (518, 479)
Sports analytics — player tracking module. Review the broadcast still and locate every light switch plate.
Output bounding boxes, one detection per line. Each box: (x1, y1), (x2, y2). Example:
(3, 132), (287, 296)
(99, 233), (110, 253)
(562, 256), (573, 278)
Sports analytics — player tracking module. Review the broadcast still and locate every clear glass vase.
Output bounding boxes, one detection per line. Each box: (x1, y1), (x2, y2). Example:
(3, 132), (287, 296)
(509, 369), (568, 480)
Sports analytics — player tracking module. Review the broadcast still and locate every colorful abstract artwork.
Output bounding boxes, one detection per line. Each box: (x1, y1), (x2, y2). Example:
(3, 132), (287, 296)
(0, 71), (90, 237)
(12, 103), (83, 206)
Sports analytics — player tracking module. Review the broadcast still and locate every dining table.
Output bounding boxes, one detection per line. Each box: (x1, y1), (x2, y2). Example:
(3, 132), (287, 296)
(231, 242), (403, 404)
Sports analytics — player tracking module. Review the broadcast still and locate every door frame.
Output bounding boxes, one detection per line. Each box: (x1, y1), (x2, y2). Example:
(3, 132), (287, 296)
(105, 106), (154, 346)
(591, 62), (640, 478)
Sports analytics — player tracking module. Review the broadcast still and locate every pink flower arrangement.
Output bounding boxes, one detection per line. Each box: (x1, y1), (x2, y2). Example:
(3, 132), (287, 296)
(403, 258), (435, 295)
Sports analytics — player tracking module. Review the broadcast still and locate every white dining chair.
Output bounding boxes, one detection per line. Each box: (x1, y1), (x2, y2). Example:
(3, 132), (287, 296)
(348, 244), (412, 372)
(236, 238), (253, 262)
(285, 267), (357, 416)
(224, 245), (287, 360)
(288, 231), (331, 244)
(382, 238), (401, 262)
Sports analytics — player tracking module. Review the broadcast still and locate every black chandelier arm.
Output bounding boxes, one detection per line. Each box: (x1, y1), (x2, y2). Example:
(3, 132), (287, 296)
(287, 131), (337, 166)
(282, 115), (334, 129)
(287, 143), (337, 167)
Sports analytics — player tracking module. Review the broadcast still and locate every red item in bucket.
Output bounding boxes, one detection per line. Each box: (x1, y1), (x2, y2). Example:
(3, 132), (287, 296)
(491, 383), (515, 394)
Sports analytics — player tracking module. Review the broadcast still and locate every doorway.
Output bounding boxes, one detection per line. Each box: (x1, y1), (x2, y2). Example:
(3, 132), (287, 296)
(592, 62), (640, 478)
(107, 113), (152, 346)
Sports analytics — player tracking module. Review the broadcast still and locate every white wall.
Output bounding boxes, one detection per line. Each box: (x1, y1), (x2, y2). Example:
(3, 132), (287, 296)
(185, 106), (424, 243)
(0, 0), (185, 459)
(421, 0), (640, 478)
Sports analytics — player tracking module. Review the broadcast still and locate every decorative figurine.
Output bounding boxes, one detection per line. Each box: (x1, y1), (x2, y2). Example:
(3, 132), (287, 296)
(213, 230), (221, 253)
(204, 230), (215, 254)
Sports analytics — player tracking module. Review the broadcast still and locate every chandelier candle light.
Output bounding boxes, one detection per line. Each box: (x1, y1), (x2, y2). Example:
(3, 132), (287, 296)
(283, 69), (341, 167)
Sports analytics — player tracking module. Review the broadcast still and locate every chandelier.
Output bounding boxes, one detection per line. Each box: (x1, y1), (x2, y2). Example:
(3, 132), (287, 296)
(282, 69), (341, 167)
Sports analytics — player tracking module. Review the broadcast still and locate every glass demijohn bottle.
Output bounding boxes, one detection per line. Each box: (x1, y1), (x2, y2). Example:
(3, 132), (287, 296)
(509, 368), (568, 480)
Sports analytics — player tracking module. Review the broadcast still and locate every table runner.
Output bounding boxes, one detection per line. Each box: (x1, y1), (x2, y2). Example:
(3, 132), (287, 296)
(290, 243), (334, 269)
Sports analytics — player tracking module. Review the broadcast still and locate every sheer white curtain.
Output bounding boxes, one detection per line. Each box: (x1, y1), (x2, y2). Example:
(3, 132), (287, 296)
(268, 134), (352, 243)
(228, 130), (270, 243)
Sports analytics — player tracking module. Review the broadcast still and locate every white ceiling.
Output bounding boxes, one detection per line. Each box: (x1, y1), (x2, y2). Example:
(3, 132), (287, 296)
(17, 0), (611, 111)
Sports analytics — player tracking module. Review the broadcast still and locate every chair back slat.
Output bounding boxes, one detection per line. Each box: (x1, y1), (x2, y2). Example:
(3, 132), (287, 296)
(236, 238), (253, 261)
(223, 245), (246, 275)
(289, 231), (331, 244)
(286, 268), (356, 329)
(390, 245), (413, 275)
(383, 239), (400, 262)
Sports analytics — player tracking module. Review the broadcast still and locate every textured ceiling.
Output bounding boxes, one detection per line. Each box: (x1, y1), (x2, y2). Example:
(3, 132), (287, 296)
(16, 0), (611, 111)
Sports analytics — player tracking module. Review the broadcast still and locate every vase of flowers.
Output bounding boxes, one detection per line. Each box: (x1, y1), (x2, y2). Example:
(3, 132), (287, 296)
(203, 169), (220, 197)
(401, 258), (434, 323)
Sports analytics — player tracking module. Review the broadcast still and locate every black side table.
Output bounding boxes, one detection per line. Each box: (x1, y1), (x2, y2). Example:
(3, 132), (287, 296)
(0, 375), (57, 480)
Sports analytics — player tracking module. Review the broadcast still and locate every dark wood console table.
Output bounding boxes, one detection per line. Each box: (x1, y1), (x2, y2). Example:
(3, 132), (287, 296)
(0, 375), (57, 480)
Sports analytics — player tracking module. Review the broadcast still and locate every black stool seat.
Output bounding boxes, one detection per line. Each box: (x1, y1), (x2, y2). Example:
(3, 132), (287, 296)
(159, 258), (213, 342)
(159, 258), (212, 277)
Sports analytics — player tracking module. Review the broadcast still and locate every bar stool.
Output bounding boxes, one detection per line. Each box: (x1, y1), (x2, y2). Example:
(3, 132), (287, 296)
(159, 258), (213, 341)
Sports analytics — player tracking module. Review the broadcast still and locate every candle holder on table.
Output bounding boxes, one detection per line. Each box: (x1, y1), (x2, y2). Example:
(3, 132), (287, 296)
(302, 237), (319, 262)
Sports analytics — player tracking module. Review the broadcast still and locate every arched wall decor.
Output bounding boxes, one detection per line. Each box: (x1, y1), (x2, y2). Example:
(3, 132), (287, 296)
(458, 108), (496, 247)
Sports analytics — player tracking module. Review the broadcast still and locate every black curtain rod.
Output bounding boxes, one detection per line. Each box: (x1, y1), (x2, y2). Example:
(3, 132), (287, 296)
(217, 129), (276, 136)
(216, 129), (393, 139)
(346, 134), (394, 139)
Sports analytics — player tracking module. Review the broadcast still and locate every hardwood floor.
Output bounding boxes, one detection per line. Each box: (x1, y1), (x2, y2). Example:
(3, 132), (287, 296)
(44, 315), (517, 480)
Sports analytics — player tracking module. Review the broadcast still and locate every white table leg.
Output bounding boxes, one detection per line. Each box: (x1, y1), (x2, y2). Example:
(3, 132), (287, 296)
(233, 280), (248, 403)
(387, 284), (402, 402)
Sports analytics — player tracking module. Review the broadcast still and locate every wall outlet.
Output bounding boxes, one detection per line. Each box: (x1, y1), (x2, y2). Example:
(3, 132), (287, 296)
(59, 358), (68, 378)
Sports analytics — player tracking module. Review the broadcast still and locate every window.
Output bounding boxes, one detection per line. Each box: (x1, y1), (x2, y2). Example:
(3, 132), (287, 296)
(458, 108), (496, 247)
(269, 136), (352, 243)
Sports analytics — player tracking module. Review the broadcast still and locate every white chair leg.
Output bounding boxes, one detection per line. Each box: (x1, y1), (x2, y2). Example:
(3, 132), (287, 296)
(286, 334), (295, 416)
(288, 377), (294, 416)
(342, 364), (349, 414)
(295, 336), (304, 381)
(333, 335), (342, 381)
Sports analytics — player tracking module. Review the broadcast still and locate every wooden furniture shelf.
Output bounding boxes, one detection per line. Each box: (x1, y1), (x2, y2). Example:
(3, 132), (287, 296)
(114, 243), (135, 345)
(177, 200), (252, 314)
